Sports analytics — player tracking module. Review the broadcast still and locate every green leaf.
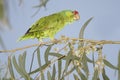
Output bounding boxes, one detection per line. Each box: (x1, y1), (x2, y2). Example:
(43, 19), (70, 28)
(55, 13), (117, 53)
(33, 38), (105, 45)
(48, 54), (79, 61)
(36, 0), (48, 7)
(36, 48), (45, 80)
(79, 17), (93, 47)
(58, 60), (62, 79)
(12, 56), (26, 78)
(61, 51), (73, 79)
(97, 78), (100, 80)
(32, 0), (49, 16)
(37, 48), (41, 67)
(0, 0), (4, 19)
(81, 54), (89, 77)
(22, 51), (26, 70)
(18, 54), (27, 75)
(79, 17), (93, 39)
(29, 46), (40, 72)
(73, 74), (80, 80)
(29, 61), (51, 75)
(86, 56), (94, 63)
(52, 64), (56, 80)
(0, 35), (6, 49)
(47, 71), (52, 80)
(92, 53), (95, 67)
(12, 56), (22, 74)
(13, 55), (30, 80)
(45, 45), (53, 63)
(103, 59), (118, 70)
(8, 57), (15, 79)
(64, 66), (75, 77)
(102, 68), (109, 80)
(118, 50), (120, 80)
(41, 72), (45, 80)
(75, 66), (87, 80)
(49, 52), (66, 60)
(92, 69), (99, 80)
(63, 51), (72, 73)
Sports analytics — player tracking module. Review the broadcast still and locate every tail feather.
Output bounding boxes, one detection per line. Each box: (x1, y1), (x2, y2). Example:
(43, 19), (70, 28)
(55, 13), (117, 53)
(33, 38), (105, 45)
(17, 31), (45, 42)
(17, 35), (28, 42)
(17, 33), (35, 42)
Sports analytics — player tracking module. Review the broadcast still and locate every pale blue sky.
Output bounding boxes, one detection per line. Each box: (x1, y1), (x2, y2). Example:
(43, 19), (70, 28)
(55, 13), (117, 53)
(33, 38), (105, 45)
(0, 0), (120, 79)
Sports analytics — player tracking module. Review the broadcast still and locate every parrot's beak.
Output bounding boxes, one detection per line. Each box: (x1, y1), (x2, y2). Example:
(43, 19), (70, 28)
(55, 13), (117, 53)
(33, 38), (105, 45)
(74, 14), (80, 20)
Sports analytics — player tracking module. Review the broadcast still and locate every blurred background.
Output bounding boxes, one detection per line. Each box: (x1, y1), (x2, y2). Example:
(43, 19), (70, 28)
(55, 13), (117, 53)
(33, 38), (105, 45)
(0, 0), (120, 79)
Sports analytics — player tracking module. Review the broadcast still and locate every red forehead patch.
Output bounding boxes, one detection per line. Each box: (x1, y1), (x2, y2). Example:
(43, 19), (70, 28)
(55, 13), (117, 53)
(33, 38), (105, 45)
(73, 10), (79, 15)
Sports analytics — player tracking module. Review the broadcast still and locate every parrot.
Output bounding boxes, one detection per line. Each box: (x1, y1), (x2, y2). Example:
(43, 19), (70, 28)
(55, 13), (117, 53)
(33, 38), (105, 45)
(18, 10), (80, 41)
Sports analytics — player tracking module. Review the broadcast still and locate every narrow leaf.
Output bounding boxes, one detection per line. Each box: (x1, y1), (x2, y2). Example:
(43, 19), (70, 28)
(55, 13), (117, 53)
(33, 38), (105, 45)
(82, 54), (89, 77)
(86, 56), (94, 63)
(8, 57), (15, 79)
(35, 46), (43, 79)
(22, 51), (26, 70)
(61, 51), (72, 79)
(0, 0), (4, 19)
(92, 69), (99, 80)
(37, 48), (41, 67)
(33, 0), (49, 8)
(73, 74), (80, 80)
(118, 50), (120, 80)
(79, 17), (93, 38)
(29, 61), (51, 75)
(18, 54), (27, 74)
(49, 52), (66, 60)
(12, 56), (26, 78)
(45, 45), (53, 63)
(64, 66), (75, 77)
(47, 71), (52, 80)
(63, 51), (72, 74)
(75, 66), (87, 80)
(18, 54), (30, 80)
(102, 68), (109, 80)
(52, 64), (56, 80)
(36, 47), (44, 80)
(32, 0), (49, 17)
(92, 53), (95, 67)
(0, 35), (6, 49)
(58, 60), (62, 79)
(103, 59), (118, 70)
(79, 17), (93, 47)
(41, 72), (45, 80)
(13, 55), (30, 80)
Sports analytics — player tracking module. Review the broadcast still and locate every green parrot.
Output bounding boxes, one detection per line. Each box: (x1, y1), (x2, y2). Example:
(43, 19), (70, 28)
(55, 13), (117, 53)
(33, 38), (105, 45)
(18, 10), (80, 41)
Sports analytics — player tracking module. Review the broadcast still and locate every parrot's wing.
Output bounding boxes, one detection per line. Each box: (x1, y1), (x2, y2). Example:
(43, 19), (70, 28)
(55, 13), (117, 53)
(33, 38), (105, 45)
(26, 13), (62, 33)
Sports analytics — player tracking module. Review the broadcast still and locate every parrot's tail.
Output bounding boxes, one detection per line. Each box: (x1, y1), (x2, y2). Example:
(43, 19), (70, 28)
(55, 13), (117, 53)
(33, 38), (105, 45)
(17, 33), (35, 42)
(17, 31), (45, 42)
(17, 35), (28, 42)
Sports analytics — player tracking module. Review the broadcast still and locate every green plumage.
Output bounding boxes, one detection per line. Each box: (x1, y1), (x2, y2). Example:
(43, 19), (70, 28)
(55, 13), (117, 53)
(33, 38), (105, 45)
(18, 10), (79, 41)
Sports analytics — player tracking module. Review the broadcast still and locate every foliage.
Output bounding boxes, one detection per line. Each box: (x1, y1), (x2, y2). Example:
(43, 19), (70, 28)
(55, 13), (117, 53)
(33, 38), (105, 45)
(0, 18), (118, 80)
(0, 0), (120, 80)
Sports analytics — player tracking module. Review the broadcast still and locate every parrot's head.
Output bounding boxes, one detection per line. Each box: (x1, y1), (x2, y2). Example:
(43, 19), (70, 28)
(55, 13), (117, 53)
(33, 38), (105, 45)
(63, 10), (80, 22)
(72, 10), (80, 20)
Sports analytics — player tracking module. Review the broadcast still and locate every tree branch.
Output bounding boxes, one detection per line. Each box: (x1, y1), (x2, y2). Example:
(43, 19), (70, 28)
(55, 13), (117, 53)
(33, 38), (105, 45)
(0, 37), (120, 53)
